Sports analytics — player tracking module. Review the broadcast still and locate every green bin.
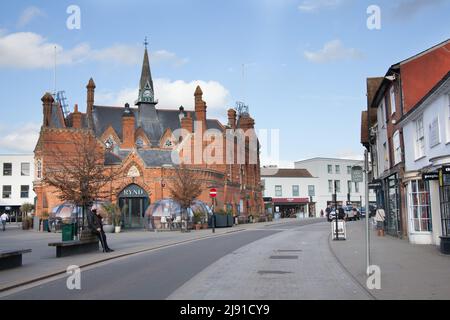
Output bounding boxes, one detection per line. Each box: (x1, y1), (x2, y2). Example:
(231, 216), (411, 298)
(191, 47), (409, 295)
(62, 223), (74, 242)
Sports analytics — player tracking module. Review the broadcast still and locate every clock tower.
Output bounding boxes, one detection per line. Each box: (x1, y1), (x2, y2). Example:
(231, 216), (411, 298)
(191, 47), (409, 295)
(136, 40), (162, 146)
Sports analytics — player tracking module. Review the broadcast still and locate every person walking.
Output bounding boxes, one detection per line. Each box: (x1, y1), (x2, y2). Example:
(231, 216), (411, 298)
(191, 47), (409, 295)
(87, 207), (114, 253)
(1, 212), (9, 231)
(374, 207), (386, 236)
(325, 205), (332, 222)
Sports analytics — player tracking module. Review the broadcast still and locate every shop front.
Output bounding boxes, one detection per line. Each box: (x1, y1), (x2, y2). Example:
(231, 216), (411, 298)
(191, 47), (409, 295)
(118, 184), (150, 229)
(439, 166), (450, 253)
(385, 174), (402, 237)
(273, 198), (309, 218)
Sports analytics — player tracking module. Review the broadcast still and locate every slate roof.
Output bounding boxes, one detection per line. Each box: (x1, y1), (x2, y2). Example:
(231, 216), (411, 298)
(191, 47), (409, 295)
(104, 149), (179, 167)
(92, 105), (225, 145)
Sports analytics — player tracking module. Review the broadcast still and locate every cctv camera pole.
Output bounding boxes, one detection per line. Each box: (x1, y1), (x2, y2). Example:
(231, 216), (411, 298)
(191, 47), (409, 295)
(364, 149), (370, 274)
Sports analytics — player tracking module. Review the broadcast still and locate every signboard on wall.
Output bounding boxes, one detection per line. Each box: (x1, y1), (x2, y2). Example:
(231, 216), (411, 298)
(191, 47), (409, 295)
(422, 172), (439, 181)
(351, 166), (364, 183)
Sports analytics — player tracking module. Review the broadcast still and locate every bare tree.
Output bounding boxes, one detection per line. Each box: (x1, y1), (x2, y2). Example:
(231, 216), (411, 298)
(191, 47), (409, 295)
(168, 165), (203, 231)
(43, 132), (123, 229)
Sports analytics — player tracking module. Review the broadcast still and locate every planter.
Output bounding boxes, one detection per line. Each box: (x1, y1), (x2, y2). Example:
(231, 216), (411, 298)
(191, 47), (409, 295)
(115, 226), (121, 233)
(202, 223), (208, 229)
(103, 224), (114, 233)
(195, 224), (201, 230)
(439, 236), (450, 255)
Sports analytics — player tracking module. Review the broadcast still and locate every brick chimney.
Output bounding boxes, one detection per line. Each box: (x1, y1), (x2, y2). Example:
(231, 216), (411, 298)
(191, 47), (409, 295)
(238, 115), (255, 130)
(86, 78), (96, 116)
(72, 104), (82, 129)
(194, 85), (207, 128)
(181, 112), (193, 133)
(121, 103), (135, 149)
(41, 92), (54, 127)
(227, 108), (237, 129)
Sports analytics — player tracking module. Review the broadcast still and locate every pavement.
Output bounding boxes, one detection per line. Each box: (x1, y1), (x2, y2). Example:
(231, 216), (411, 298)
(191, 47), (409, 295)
(0, 217), (320, 294)
(168, 221), (372, 300)
(329, 219), (450, 300)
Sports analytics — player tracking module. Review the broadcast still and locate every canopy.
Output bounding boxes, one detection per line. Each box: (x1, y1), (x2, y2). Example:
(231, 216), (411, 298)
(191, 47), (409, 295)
(145, 199), (213, 218)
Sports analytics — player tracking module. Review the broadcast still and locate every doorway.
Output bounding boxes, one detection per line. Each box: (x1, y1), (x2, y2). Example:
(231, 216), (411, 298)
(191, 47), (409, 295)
(117, 184), (150, 229)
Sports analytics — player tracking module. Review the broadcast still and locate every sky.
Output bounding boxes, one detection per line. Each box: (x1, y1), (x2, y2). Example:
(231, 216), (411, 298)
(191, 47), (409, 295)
(0, 0), (449, 167)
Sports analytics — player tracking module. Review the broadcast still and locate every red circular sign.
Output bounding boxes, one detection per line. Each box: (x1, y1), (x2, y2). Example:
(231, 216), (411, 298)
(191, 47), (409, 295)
(209, 188), (217, 198)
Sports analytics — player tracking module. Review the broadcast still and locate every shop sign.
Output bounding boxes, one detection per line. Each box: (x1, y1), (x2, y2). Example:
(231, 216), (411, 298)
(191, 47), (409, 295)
(119, 184), (147, 198)
(368, 180), (382, 189)
(422, 172), (439, 181)
(351, 166), (364, 183)
(442, 166), (450, 175)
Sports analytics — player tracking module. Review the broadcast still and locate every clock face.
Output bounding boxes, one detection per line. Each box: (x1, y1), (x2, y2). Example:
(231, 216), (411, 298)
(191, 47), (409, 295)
(143, 90), (151, 97)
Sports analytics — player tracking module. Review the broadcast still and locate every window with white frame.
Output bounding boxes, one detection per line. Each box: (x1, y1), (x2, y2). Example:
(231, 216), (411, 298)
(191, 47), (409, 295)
(292, 185), (299, 197)
(393, 130), (401, 165)
(409, 180), (432, 232)
(390, 86), (396, 114)
(429, 117), (440, 148)
(327, 165), (332, 174)
(379, 100), (386, 127)
(335, 165), (340, 174)
(415, 117), (425, 159)
(347, 166), (352, 174)
(355, 182), (360, 193)
(347, 181), (352, 193)
(275, 185), (282, 197)
(328, 180), (333, 193)
(335, 180), (341, 193)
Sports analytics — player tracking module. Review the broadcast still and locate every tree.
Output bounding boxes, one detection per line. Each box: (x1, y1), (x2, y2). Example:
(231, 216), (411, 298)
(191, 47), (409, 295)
(43, 132), (123, 229)
(20, 202), (34, 220)
(168, 165), (203, 231)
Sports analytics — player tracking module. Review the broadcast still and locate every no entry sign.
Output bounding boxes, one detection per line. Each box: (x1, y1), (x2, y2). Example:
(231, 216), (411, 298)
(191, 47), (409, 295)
(209, 188), (217, 198)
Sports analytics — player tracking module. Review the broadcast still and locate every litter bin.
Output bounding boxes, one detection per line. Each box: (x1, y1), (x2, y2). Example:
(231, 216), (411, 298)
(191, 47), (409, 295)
(62, 223), (74, 242)
(43, 219), (50, 232)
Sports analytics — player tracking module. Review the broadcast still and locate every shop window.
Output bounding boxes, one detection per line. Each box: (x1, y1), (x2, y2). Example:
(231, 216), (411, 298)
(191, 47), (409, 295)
(415, 117), (425, 159)
(440, 173), (450, 236)
(409, 180), (432, 232)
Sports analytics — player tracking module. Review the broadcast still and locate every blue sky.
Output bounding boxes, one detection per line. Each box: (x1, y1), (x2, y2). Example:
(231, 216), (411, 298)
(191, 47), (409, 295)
(0, 0), (449, 166)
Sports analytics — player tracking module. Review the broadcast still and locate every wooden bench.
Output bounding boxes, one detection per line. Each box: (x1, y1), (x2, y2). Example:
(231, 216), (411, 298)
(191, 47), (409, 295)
(48, 229), (100, 258)
(0, 249), (32, 270)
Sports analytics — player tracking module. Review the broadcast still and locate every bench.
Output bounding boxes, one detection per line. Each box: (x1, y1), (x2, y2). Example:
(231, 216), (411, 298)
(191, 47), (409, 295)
(48, 229), (100, 258)
(0, 249), (32, 270)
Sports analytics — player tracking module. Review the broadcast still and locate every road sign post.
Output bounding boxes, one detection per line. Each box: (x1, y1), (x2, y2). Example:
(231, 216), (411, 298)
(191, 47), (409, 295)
(210, 188), (217, 233)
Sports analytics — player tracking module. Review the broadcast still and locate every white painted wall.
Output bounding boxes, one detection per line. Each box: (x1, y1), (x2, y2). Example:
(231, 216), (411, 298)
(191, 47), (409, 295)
(0, 154), (36, 208)
(403, 93), (450, 172)
(294, 158), (376, 214)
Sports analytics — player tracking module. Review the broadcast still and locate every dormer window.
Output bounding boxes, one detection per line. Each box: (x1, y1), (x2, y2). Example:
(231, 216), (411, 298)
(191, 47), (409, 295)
(136, 138), (144, 149)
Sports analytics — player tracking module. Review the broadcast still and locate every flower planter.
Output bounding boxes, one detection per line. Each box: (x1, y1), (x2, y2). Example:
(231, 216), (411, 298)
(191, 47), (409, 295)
(115, 226), (121, 233)
(195, 224), (201, 230)
(439, 236), (450, 255)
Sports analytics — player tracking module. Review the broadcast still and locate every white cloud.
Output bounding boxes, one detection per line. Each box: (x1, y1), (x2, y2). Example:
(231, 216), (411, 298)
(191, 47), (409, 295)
(304, 39), (363, 63)
(0, 31), (187, 69)
(298, 0), (343, 12)
(96, 79), (231, 118)
(0, 123), (40, 153)
(17, 6), (45, 28)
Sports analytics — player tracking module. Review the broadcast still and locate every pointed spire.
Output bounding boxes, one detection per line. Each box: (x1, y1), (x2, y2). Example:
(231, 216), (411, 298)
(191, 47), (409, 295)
(194, 85), (203, 96)
(139, 47), (154, 94)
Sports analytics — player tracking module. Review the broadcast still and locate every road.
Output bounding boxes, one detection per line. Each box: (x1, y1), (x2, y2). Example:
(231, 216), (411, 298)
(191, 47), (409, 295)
(1, 219), (372, 300)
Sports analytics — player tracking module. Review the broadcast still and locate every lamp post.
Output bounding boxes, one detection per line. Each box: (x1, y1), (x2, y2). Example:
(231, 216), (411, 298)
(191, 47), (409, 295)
(334, 180), (339, 241)
(364, 150), (370, 274)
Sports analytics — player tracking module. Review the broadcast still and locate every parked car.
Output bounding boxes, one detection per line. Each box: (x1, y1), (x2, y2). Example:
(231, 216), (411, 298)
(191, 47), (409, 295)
(345, 206), (360, 221)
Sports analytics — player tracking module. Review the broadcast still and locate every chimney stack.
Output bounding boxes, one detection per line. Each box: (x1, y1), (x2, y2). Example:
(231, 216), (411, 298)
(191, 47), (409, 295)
(194, 85), (207, 128)
(72, 104), (82, 129)
(227, 109), (237, 129)
(121, 103), (135, 149)
(86, 78), (96, 116)
(181, 112), (193, 133)
(41, 92), (54, 127)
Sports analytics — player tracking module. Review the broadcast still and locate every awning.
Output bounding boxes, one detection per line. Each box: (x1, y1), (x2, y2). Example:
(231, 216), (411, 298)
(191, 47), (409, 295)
(273, 198), (309, 205)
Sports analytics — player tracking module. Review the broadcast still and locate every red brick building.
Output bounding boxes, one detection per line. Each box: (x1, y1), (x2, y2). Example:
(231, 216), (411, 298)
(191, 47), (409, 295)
(33, 47), (263, 228)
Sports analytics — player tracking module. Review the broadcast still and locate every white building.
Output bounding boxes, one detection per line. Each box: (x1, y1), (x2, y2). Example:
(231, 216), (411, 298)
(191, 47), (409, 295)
(400, 72), (450, 245)
(261, 169), (318, 217)
(294, 157), (376, 214)
(0, 154), (36, 219)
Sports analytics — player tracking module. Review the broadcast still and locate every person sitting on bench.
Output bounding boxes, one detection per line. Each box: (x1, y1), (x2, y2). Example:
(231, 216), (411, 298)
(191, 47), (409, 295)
(87, 207), (114, 253)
